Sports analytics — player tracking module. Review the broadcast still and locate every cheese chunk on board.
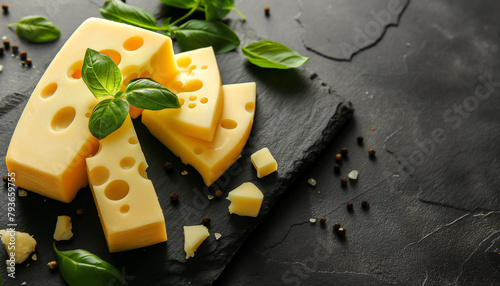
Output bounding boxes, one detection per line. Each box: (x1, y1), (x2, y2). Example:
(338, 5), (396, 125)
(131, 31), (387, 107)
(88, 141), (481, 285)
(86, 116), (167, 253)
(251, 147), (278, 178)
(143, 82), (256, 186)
(5, 17), (177, 203)
(184, 225), (209, 259)
(159, 47), (224, 142)
(227, 182), (264, 217)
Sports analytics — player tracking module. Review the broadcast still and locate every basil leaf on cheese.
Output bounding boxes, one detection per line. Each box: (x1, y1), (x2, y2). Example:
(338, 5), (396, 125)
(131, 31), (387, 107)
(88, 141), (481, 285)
(203, 0), (234, 20)
(174, 20), (240, 54)
(242, 40), (310, 69)
(100, 0), (160, 31)
(8, 16), (61, 43)
(124, 78), (181, 110)
(82, 48), (123, 99)
(89, 98), (129, 140)
(54, 243), (125, 286)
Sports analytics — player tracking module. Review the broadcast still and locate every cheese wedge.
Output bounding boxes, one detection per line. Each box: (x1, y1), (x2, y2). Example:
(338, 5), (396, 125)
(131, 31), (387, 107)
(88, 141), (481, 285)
(142, 82), (256, 186)
(184, 225), (209, 259)
(86, 116), (167, 253)
(227, 182), (264, 217)
(158, 47), (224, 142)
(5, 17), (177, 202)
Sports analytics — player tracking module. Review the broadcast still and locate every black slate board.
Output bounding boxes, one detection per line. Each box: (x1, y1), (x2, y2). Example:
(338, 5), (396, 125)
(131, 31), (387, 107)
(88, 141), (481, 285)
(0, 6), (353, 286)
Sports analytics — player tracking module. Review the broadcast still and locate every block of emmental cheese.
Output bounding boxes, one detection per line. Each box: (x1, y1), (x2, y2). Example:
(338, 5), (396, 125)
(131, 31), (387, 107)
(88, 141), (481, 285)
(5, 17), (178, 202)
(155, 47), (224, 142)
(86, 116), (167, 252)
(143, 82), (256, 186)
(227, 182), (264, 217)
(184, 225), (209, 259)
(251, 147), (278, 178)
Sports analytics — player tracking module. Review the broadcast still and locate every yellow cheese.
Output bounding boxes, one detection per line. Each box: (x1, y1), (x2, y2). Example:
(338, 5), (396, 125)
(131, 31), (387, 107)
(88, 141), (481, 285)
(251, 147), (278, 178)
(227, 182), (264, 217)
(0, 229), (37, 264)
(183, 225), (209, 259)
(86, 116), (167, 253)
(157, 47), (224, 142)
(53, 215), (73, 241)
(5, 17), (177, 203)
(142, 82), (256, 186)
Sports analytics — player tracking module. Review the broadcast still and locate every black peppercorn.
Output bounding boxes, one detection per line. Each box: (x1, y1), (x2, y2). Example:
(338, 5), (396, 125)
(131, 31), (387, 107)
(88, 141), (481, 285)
(333, 222), (340, 231)
(3, 39), (10, 50)
(76, 209), (85, 215)
(164, 161), (173, 171)
(340, 177), (348, 186)
(0, 46), (4, 56)
(26, 58), (33, 67)
(357, 136), (364, 145)
(335, 154), (342, 162)
(1, 4), (8, 14)
(202, 216), (211, 226)
(320, 217), (326, 225)
(11, 45), (18, 54)
(170, 192), (179, 202)
(215, 190), (223, 198)
(264, 6), (270, 16)
(48, 261), (58, 270)
(368, 149), (376, 157)
(361, 200), (370, 209)
(340, 147), (348, 156)
(334, 163), (341, 173)
(2, 175), (8, 183)
(337, 227), (346, 236)
(20, 51), (27, 61)
(346, 202), (353, 211)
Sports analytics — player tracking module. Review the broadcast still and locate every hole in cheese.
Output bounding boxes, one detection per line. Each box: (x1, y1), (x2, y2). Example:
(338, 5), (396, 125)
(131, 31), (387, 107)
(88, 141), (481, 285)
(188, 103), (196, 109)
(85, 112), (91, 118)
(170, 81), (183, 92)
(50, 107), (76, 132)
(201, 65), (208, 70)
(182, 79), (203, 92)
(120, 157), (136, 170)
(89, 166), (110, 186)
(177, 56), (191, 68)
(123, 36), (144, 51)
(179, 98), (185, 106)
(41, 83), (57, 99)
(128, 136), (138, 144)
(194, 147), (203, 155)
(139, 70), (151, 78)
(200, 97), (208, 104)
(67, 60), (83, 80)
(105, 180), (129, 201)
(123, 73), (139, 88)
(189, 95), (197, 101)
(120, 204), (130, 214)
(245, 102), (255, 112)
(99, 49), (122, 65)
(138, 162), (148, 179)
(220, 119), (237, 130)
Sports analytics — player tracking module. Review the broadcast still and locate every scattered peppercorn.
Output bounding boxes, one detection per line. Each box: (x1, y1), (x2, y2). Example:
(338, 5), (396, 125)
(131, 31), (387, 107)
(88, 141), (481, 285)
(357, 136), (364, 145)
(48, 261), (58, 270)
(346, 202), (353, 211)
(361, 200), (370, 209)
(3, 39), (9, 50)
(2, 175), (8, 183)
(215, 189), (223, 198)
(202, 216), (211, 226)
(264, 6), (270, 16)
(337, 227), (346, 236)
(335, 154), (342, 162)
(320, 217), (326, 225)
(340, 147), (348, 156)
(333, 222), (340, 231)
(76, 209), (84, 215)
(170, 192), (179, 202)
(26, 58), (32, 67)
(164, 161), (173, 171)
(340, 177), (347, 186)
(11, 45), (18, 54)
(334, 163), (341, 173)
(20, 51), (27, 61)
(1, 4), (8, 14)
(368, 148), (376, 157)
(0, 46), (4, 56)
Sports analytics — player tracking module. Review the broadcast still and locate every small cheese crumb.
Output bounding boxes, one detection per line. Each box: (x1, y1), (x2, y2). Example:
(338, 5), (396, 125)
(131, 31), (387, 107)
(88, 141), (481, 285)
(307, 178), (316, 186)
(348, 170), (359, 180)
(181, 170), (188, 175)
(207, 195), (214, 200)
(22, 282), (27, 285)
(53, 215), (73, 241)
(309, 218), (317, 223)
(0, 65), (3, 73)
(31, 254), (37, 261)
(0, 229), (37, 264)
(214, 233), (222, 240)
(18, 189), (28, 197)
(1, 36), (7, 41)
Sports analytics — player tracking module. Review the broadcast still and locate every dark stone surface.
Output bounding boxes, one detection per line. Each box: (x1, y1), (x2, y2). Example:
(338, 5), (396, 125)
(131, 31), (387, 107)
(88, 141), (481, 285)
(0, 1), (352, 285)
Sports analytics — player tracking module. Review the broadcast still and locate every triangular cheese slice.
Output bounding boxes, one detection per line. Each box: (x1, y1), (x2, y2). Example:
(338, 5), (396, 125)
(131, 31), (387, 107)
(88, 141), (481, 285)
(184, 225), (209, 259)
(142, 82), (256, 186)
(86, 116), (167, 253)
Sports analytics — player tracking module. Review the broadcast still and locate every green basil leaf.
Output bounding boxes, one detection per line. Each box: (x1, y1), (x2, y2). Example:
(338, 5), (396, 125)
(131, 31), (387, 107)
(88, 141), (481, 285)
(203, 0), (234, 20)
(242, 40), (310, 69)
(89, 98), (129, 140)
(54, 243), (125, 286)
(100, 0), (160, 31)
(7, 16), (61, 43)
(124, 78), (181, 110)
(82, 48), (123, 99)
(174, 20), (239, 54)
(159, 0), (198, 9)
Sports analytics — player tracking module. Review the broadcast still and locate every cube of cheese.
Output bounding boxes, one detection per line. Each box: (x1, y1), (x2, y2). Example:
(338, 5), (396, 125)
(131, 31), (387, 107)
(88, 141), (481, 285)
(86, 116), (167, 253)
(53, 215), (73, 241)
(251, 147), (278, 178)
(143, 82), (256, 186)
(5, 17), (178, 203)
(184, 225), (209, 259)
(0, 229), (37, 264)
(227, 182), (264, 217)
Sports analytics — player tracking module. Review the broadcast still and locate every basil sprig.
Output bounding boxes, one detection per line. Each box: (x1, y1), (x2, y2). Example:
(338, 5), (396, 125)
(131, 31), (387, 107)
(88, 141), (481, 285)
(242, 41), (310, 69)
(8, 16), (61, 43)
(54, 243), (125, 286)
(82, 48), (180, 140)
